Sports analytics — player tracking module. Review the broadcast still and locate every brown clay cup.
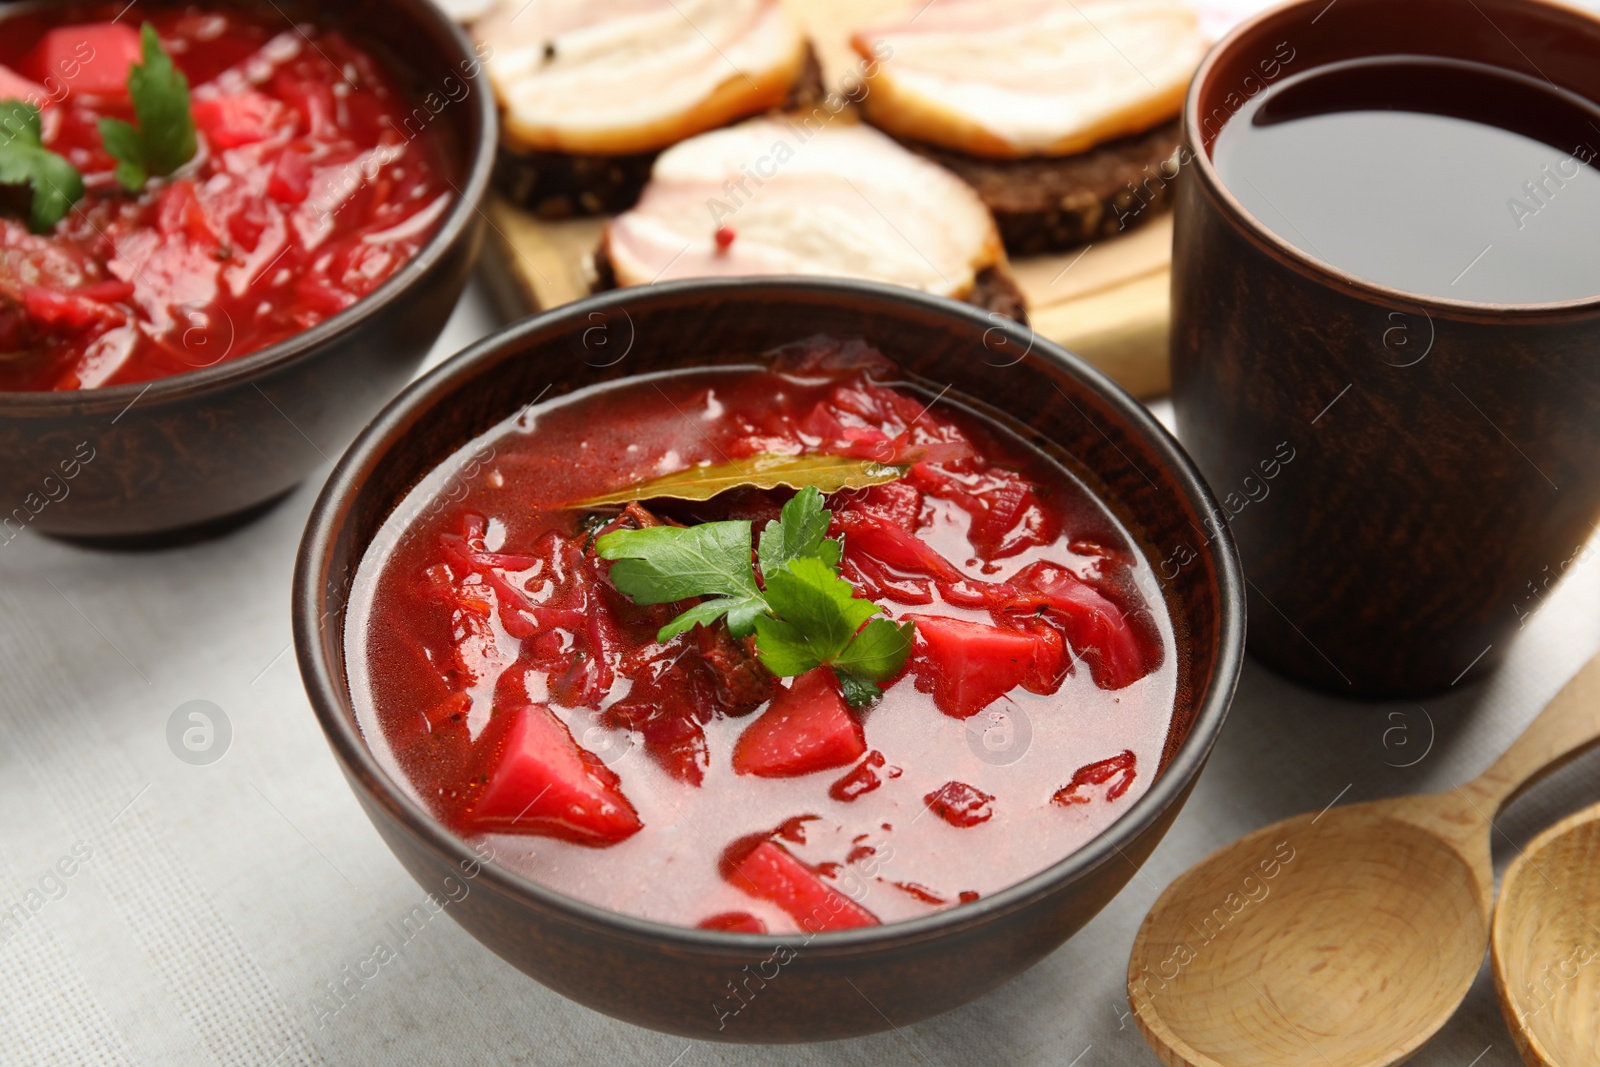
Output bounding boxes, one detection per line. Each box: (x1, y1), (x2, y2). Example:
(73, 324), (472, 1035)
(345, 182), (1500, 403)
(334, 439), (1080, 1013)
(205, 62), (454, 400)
(1171, 0), (1600, 697)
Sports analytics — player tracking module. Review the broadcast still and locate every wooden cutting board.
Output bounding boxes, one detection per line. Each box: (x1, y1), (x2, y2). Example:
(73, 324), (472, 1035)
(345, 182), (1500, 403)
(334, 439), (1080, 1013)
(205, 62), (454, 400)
(480, 0), (1175, 399)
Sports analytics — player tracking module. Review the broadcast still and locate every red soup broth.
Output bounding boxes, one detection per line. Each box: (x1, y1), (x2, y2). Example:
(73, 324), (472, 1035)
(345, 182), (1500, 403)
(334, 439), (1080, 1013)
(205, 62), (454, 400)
(346, 343), (1179, 933)
(0, 3), (454, 390)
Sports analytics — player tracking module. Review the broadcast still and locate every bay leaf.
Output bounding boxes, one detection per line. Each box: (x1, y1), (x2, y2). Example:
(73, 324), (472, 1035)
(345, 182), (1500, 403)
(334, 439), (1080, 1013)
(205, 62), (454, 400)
(569, 453), (907, 508)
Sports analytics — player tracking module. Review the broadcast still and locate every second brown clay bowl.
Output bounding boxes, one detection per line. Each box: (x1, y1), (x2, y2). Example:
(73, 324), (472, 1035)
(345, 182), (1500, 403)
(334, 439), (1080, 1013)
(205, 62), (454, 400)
(0, 0), (495, 545)
(294, 278), (1244, 1042)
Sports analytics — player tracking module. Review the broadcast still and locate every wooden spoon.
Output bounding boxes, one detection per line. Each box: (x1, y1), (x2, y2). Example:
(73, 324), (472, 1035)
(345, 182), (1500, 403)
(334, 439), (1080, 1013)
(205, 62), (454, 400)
(1492, 801), (1600, 1066)
(1128, 652), (1600, 1067)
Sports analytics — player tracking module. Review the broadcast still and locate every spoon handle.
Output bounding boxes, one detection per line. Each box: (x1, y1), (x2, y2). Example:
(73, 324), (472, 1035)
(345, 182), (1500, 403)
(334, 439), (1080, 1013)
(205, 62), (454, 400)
(1464, 651), (1600, 813)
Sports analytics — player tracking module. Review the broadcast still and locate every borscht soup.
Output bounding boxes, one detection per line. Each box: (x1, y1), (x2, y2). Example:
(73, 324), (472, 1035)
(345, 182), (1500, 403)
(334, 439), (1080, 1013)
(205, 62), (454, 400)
(0, 3), (455, 391)
(346, 341), (1180, 934)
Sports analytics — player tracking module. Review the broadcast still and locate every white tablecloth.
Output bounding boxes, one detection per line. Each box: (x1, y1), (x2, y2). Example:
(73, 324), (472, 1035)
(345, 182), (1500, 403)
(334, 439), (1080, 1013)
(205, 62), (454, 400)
(4, 276), (1598, 1066)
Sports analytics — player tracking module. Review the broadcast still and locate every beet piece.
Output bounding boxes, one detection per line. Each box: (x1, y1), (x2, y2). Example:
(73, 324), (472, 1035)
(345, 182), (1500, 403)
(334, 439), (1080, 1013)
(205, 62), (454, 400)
(829, 751), (888, 802)
(971, 474), (1054, 560)
(773, 815), (819, 844)
(27, 23), (141, 97)
(924, 781), (996, 827)
(1003, 615), (1071, 696)
(193, 92), (284, 150)
(444, 600), (505, 693)
(729, 842), (879, 932)
(697, 911), (768, 933)
(732, 669), (866, 777)
(909, 462), (1056, 560)
(0, 64), (50, 114)
(460, 704), (642, 845)
(1003, 562), (1150, 689)
(1053, 750), (1138, 806)
(846, 841), (877, 865)
(601, 675), (709, 786)
(841, 552), (935, 606)
(438, 531), (541, 639)
(906, 615), (1051, 718)
(836, 511), (965, 584)
(830, 480), (924, 530)
(892, 881), (947, 905)
(548, 651), (605, 710)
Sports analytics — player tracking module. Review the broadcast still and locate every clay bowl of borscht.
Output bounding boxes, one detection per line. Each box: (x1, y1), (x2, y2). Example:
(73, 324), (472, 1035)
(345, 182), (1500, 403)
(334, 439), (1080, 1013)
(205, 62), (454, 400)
(0, 0), (494, 543)
(294, 278), (1244, 1042)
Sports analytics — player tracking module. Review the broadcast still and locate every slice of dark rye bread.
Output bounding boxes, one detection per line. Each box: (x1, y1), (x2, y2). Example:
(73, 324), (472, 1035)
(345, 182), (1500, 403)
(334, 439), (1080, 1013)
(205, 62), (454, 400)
(494, 45), (828, 220)
(897, 119), (1184, 256)
(587, 240), (1030, 325)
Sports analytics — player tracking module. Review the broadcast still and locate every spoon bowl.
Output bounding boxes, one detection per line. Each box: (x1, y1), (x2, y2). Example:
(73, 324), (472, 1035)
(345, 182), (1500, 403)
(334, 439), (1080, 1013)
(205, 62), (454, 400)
(1131, 652), (1600, 1067)
(1131, 803), (1488, 1067)
(1493, 803), (1600, 1067)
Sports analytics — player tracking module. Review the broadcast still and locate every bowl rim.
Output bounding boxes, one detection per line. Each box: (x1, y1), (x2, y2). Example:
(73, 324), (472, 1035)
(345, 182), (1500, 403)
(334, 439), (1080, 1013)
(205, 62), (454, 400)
(0, 0), (496, 412)
(294, 276), (1246, 954)
(1185, 0), (1600, 322)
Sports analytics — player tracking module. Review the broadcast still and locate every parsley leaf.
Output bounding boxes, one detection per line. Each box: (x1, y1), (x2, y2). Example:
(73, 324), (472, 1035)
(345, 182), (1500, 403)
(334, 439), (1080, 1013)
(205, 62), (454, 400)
(755, 559), (914, 706)
(99, 23), (197, 192)
(832, 618), (916, 703)
(745, 617), (815, 677)
(757, 557), (879, 669)
(98, 118), (147, 192)
(595, 521), (767, 638)
(834, 671), (885, 709)
(758, 487), (843, 577)
(0, 99), (83, 233)
(593, 486), (915, 707)
(834, 618), (916, 682)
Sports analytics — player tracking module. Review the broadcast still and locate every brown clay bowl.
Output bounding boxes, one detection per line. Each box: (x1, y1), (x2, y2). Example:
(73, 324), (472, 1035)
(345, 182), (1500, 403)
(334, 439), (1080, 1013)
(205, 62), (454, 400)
(0, 0), (495, 545)
(293, 278), (1245, 1042)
